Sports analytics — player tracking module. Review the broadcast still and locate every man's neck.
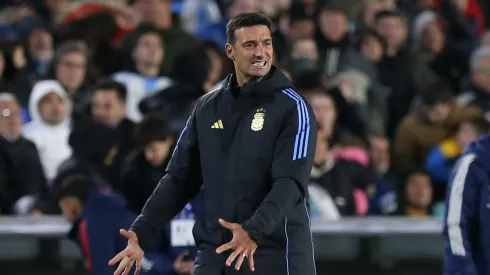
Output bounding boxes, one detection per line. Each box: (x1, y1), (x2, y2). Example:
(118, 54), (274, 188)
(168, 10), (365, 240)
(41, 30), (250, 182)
(136, 63), (159, 78)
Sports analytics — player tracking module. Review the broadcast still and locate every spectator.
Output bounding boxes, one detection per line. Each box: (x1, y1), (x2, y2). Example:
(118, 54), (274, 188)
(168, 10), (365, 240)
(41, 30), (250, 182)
(286, 2), (315, 41)
(122, 115), (174, 214)
(0, 92), (46, 214)
(393, 81), (482, 175)
(457, 46), (490, 117)
(90, 79), (136, 190)
(398, 170), (434, 217)
(23, 80), (72, 182)
(113, 27), (172, 122)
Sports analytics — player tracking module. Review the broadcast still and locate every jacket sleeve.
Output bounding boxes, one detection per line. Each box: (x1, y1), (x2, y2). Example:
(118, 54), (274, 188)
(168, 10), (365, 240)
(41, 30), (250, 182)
(444, 153), (480, 275)
(242, 99), (317, 242)
(78, 219), (117, 275)
(130, 107), (203, 249)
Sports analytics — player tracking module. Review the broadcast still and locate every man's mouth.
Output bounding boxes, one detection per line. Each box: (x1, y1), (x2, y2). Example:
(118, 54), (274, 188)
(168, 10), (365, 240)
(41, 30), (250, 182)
(252, 61), (266, 67)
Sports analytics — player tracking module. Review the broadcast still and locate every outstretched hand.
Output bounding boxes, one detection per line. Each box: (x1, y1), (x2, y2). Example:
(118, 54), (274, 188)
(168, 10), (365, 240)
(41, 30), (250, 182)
(108, 229), (144, 275)
(216, 219), (257, 271)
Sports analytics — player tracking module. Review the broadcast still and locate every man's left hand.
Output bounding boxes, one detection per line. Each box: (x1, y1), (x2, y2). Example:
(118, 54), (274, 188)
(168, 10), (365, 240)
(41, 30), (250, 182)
(216, 218), (257, 271)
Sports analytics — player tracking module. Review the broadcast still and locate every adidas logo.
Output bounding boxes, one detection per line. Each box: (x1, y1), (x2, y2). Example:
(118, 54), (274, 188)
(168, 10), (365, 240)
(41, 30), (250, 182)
(211, 119), (224, 129)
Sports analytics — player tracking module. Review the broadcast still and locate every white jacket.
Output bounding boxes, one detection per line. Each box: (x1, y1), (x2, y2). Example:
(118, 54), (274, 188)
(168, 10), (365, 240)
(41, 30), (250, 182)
(23, 80), (72, 181)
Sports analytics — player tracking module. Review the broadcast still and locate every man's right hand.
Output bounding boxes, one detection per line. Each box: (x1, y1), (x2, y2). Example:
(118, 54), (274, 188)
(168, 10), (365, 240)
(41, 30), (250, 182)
(109, 229), (144, 275)
(174, 252), (193, 275)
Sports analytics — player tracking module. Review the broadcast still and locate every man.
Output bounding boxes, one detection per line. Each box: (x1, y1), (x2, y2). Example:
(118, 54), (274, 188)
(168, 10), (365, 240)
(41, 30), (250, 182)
(0, 93), (46, 214)
(109, 12), (317, 275)
(23, 80), (72, 181)
(444, 135), (490, 274)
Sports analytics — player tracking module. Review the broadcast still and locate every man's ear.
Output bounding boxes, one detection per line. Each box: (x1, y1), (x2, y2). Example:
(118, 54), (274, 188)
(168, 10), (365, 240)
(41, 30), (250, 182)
(225, 43), (234, 61)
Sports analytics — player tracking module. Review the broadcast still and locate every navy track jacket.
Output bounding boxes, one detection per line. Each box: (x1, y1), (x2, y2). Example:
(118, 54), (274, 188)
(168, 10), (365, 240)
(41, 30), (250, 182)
(444, 135), (490, 275)
(130, 65), (318, 275)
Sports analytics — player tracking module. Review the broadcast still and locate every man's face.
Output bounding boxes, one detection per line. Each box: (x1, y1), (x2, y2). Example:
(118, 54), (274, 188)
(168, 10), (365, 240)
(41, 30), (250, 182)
(0, 100), (22, 140)
(376, 16), (407, 50)
(132, 32), (164, 68)
(92, 90), (125, 128)
(319, 10), (348, 42)
(457, 122), (480, 149)
(226, 25), (273, 82)
(144, 140), (173, 167)
(405, 173), (432, 208)
(305, 93), (336, 138)
(471, 56), (490, 92)
(369, 136), (390, 175)
(55, 52), (86, 93)
(59, 197), (81, 223)
(227, 0), (258, 18)
(28, 28), (53, 61)
(426, 102), (451, 124)
(361, 35), (384, 62)
(291, 39), (318, 60)
(39, 92), (66, 125)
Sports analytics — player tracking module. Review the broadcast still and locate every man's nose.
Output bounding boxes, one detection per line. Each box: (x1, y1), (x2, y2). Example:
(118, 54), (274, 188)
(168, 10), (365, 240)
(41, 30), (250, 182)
(254, 46), (264, 57)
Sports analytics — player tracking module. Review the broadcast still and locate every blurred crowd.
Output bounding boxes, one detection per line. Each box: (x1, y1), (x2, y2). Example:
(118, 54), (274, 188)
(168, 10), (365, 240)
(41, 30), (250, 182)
(0, 0), (490, 222)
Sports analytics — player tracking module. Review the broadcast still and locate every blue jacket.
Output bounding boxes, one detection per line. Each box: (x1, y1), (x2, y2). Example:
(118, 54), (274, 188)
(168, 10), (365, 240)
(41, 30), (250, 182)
(425, 138), (462, 184)
(69, 189), (201, 275)
(443, 135), (490, 275)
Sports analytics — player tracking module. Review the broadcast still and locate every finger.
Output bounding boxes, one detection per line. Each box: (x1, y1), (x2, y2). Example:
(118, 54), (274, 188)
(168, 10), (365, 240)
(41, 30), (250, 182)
(134, 259), (142, 275)
(114, 257), (131, 275)
(122, 260), (134, 275)
(120, 229), (131, 238)
(226, 246), (244, 266)
(248, 250), (255, 271)
(218, 219), (233, 229)
(109, 250), (128, 266)
(235, 251), (246, 270)
(216, 242), (235, 254)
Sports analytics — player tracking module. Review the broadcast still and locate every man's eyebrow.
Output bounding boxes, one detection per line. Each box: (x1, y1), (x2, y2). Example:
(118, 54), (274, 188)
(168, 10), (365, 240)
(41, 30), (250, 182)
(242, 40), (257, 45)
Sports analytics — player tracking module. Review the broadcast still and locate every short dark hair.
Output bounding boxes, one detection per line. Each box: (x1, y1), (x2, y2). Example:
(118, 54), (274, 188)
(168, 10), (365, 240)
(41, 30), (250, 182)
(375, 10), (407, 25)
(135, 114), (172, 147)
(226, 12), (273, 44)
(55, 174), (98, 204)
(419, 82), (453, 107)
(94, 79), (127, 103)
(462, 117), (490, 135)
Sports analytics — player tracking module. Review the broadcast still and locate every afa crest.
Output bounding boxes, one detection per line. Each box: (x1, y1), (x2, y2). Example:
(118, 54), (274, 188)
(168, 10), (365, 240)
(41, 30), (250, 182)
(251, 108), (265, 131)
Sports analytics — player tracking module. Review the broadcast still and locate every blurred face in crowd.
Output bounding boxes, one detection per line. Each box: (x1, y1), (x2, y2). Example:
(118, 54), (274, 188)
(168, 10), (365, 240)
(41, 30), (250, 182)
(482, 32), (490, 47)
(418, 0), (436, 10)
(291, 38), (318, 61)
(0, 99), (22, 141)
(28, 28), (53, 61)
(135, 0), (172, 27)
(457, 122), (480, 149)
(132, 32), (164, 69)
(205, 48), (224, 91)
(228, 0), (259, 18)
(59, 196), (82, 223)
(426, 102), (451, 124)
(421, 21), (446, 54)
(376, 15), (407, 52)
(369, 135), (390, 175)
(39, 92), (67, 125)
(260, 0), (290, 18)
(453, 0), (469, 13)
(471, 56), (490, 92)
(44, 0), (68, 15)
(289, 19), (315, 40)
(405, 172), (432, 209)
(305, 92), (337, 139)
(361, 35), (384, 62)
(318, 10), (348, 42)
(92, 90), (126, 128)
(226, 25), (273, 85)
(56, 51), (87, 94)
(144, 140), (173, 167)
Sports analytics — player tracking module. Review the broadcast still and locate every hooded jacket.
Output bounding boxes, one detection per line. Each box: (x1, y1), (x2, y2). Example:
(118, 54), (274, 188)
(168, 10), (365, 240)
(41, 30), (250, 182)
(23, 80), (72, 181)
(444, 135), (490, 275)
